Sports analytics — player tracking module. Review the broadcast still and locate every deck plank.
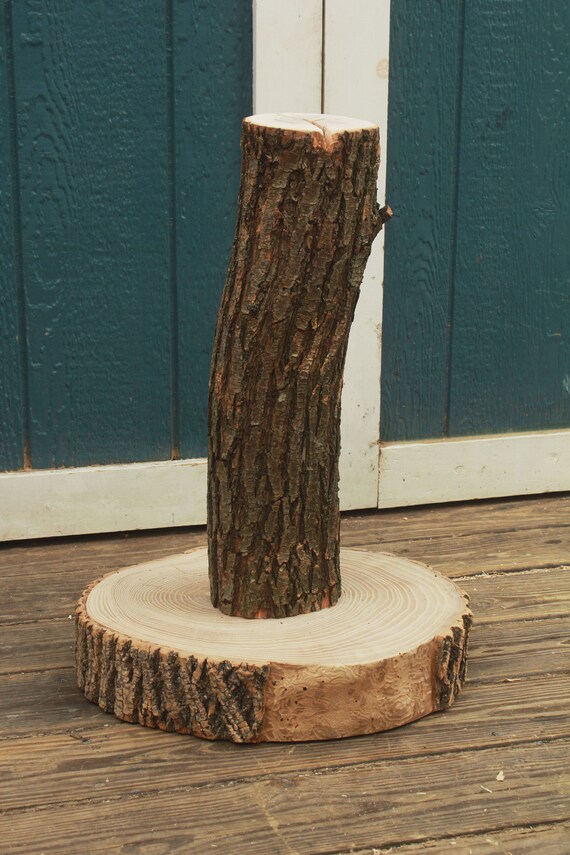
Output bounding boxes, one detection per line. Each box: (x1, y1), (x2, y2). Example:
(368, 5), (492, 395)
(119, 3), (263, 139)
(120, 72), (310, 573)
(343, 494), (570, 541)
(345, 822), (570, 854)
(0, 528), (208, 579)
(347, 527), (570, 576)
(3, 741), (569, 854)
(1, 495), (569, 854)
(2, 671), (568, 771)
(467, 616), (569, 682)
(463, 568), (570, 624)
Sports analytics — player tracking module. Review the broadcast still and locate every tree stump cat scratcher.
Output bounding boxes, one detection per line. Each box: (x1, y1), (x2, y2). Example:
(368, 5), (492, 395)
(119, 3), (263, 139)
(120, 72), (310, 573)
(76, 114), (471, 742)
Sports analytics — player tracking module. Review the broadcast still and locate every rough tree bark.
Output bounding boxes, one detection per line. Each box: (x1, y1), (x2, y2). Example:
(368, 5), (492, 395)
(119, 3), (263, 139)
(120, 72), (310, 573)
(76, 548), (472, 742)
(75, 115), (472, 743)
(208, 114), (391, 619)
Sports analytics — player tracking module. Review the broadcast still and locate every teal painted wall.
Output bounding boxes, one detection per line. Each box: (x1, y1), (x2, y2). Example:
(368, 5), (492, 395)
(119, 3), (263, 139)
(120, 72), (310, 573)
(0, 0), (251, 471)
(2, 0), (568, 471)
(381, 0), (570, 441)
(0, 2), (24, 471)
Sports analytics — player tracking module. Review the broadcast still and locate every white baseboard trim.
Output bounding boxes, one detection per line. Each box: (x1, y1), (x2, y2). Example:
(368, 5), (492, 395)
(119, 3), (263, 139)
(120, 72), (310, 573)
(377, 429), (570, 508)
(0, 459), (208, 541)
(0, 454), (371, 541)
(3, 430), (568, 541)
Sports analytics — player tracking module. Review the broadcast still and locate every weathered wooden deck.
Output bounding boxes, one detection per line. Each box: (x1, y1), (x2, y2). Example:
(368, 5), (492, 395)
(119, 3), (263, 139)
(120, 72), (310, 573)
(1, 495), (569, 854)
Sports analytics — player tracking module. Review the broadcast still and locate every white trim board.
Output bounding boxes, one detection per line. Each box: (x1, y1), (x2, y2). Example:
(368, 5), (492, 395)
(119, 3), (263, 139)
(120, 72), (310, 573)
(0, 455), (377, 542)
(0, 460), (207, 542)
(254, 0), (391, 510)
(377, 430), (570, 509)
(253, 0), (322, 114)
(4, 429), (567, 541)
(324, 0), (391, 511)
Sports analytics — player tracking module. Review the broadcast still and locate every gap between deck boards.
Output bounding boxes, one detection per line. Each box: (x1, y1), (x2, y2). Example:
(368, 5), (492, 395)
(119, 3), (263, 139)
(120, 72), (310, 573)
(338, 819), (570, 855)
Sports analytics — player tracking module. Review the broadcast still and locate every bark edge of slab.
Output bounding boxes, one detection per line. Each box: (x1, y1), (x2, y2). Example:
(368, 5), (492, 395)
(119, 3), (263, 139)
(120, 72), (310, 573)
(75, 549), (472, 743)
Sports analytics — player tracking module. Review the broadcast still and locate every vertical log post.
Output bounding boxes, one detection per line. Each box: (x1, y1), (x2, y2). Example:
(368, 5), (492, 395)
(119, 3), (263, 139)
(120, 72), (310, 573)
(207, 114), (391, 619)
(76, 113), (471, 743)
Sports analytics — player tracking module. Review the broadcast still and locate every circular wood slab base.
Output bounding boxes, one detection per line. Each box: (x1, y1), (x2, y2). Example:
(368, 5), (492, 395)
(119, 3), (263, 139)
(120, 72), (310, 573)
(76, 549), (471, 743)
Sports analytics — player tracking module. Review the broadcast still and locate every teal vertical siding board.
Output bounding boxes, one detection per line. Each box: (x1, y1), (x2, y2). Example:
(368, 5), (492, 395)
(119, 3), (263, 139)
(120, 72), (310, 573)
(174, 0), (252, 459)
(448, 0), (570, 435)
(12, 1), (173, 468)
(0, 4), (24, 470)
(380, 1), (464, 441)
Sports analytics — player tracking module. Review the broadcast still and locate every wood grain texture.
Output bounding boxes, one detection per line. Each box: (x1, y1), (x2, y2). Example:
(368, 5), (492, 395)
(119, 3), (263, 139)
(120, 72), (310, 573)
(380, 0), (463, 440)
(3, 666), (569, 756)
(4, 563), (569, 680)
(175, 0), (252, 460)
(342, 494), (570, 542)
(353, 527), (570, 578)
(463, 567), (570, 624)
(346, 823), (570, 855)
(1, 497), (569, 624)
(3, 741), (569, 854)
(449, 0), (570, 435)
(79, 563), (566, 671)
(1, 496), (568, 853)
(11, 0), (172, 468)
(3, 676), (569, 810)
(466, 616), (570, 682)
(75, 549), (470, 742)
(1, 544), (568, 627)
(0, 5), (25, 471)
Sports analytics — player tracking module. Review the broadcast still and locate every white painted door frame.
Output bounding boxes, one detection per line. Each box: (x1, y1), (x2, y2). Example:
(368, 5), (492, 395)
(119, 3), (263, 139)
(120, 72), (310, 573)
(1, 0), (568, 540)
(254, 0), (392, 512)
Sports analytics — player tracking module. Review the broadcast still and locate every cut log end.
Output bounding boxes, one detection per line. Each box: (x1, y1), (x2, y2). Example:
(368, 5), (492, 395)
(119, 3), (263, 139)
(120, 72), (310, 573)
(76, 548), (471, 743)
(244, 112), (378, 149)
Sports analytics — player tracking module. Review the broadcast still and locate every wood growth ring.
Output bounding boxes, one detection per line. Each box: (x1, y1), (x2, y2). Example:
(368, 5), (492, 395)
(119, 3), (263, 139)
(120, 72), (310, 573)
(76, 548), (471, 742)
(75, 113), (470, 742)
